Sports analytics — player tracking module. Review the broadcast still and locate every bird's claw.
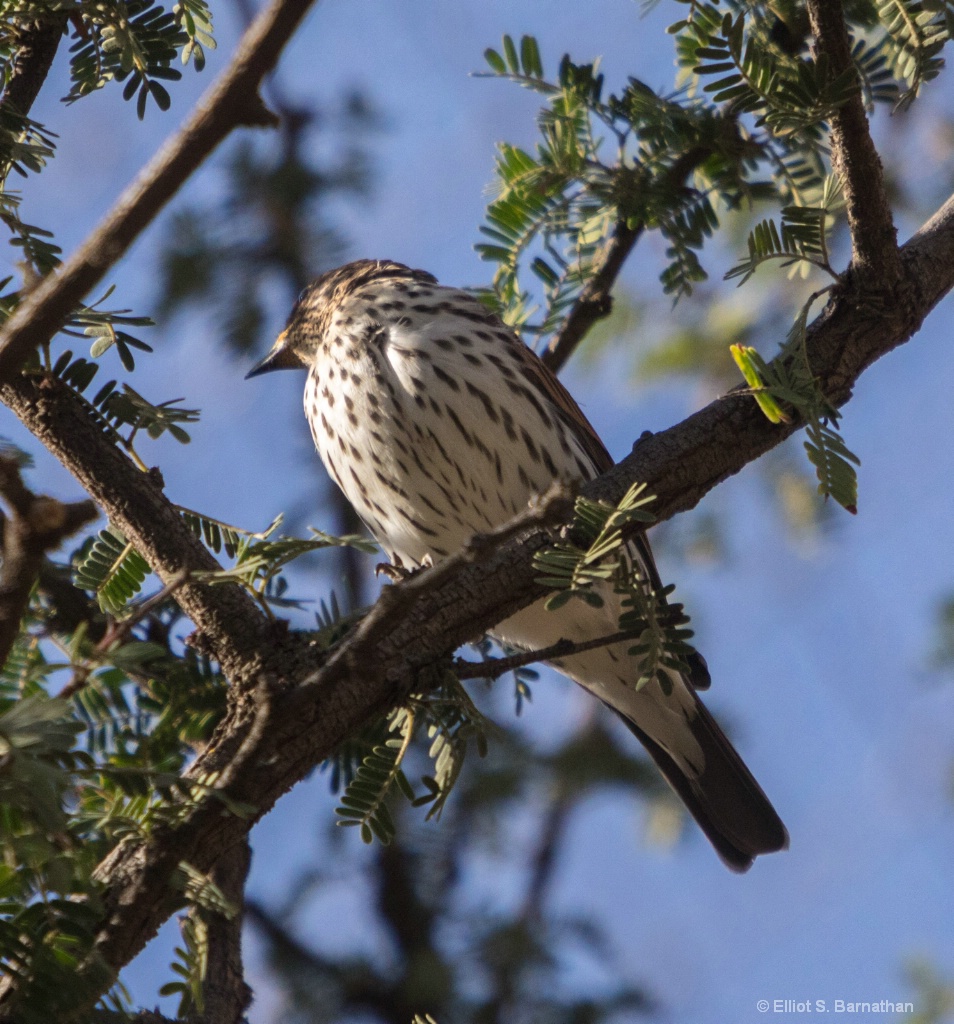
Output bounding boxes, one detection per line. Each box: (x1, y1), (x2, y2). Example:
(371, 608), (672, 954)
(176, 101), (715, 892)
(375, 553), (434, 581)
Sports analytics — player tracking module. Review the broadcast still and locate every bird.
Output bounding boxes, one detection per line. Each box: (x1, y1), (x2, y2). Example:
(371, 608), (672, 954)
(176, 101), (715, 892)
(247, 258), (788, 871)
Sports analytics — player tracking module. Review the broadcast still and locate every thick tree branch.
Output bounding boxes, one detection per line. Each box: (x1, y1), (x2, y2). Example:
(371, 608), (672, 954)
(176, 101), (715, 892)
(0, 0), (319, 381)
(806, 0), (902, 284)
(199, 839), (253, 1024)
(1, 15), (64, 119)
(0, 188), (947, 1019)
(0, 373), (283, 680)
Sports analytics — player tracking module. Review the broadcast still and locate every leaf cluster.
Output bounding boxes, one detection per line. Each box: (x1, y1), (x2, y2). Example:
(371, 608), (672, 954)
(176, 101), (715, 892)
(194, 512), (376, 616)
(65, 0), (215, 118)
(731, 291), (861, 513)
(333, 677), (492, 846)
(477, 33), (764, 321)
(476, 3), (951, 340)
(0, 568), (230, 1019)
(47, 348), (196, 473)
(534, 482), (700, 690)
(0, 0), (214, 383)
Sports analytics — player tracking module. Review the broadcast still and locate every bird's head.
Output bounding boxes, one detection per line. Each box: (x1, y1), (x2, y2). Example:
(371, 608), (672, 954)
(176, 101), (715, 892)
(245, 259), (436, 378)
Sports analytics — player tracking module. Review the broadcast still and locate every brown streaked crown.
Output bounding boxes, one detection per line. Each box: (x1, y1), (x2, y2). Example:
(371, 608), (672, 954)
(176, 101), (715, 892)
(245, 260), (437, 378)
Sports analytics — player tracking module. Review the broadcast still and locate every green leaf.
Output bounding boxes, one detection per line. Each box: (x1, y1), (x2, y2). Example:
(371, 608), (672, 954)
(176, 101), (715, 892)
(730, 345), (791, 424)
(73, 528), (152, 613)
(503, 34), (520, 73)
(484, 47), (506, 73)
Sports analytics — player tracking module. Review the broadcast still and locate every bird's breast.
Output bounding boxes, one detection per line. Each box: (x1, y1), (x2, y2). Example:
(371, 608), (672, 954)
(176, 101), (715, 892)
(305, 320), (592, 566)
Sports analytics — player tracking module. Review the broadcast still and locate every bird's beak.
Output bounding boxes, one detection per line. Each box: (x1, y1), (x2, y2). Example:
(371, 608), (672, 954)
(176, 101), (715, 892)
(245, 330), (306, 379)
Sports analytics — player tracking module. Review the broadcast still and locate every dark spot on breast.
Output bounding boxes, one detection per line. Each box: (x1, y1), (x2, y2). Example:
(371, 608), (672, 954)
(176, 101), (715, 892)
(507, 379), (551, 427)
(453, 306), (494, 324)
(432, 364), (460, 392)
(465, 380), (498, 422)
(486, 352), (515, 379)
(399, 507), (439, 537)
(520, 427), (541, 463)
(446, 406), (474, 447)
(416, 490), (442, 515)
(375, 469), (408, 498)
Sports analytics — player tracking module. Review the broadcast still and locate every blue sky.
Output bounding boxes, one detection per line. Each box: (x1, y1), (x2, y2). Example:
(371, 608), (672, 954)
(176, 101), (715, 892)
(8, 1), (954, 1021)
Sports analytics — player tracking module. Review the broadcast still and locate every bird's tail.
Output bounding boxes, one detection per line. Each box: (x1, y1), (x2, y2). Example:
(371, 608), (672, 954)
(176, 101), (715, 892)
(612, 690), (789, 872)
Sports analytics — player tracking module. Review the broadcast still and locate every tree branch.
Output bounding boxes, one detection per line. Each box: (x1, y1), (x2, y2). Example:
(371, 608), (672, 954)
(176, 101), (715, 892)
(806, 0), (902, 284)
(542, 217), (642, 374)
(455, 628), (642, 682)
(0, 14), (64, 119)
(542, 145), (714, 374)
(0, 0), (319, 381)
(0, 456), (97, 668)
(199, 839), (253, 1024)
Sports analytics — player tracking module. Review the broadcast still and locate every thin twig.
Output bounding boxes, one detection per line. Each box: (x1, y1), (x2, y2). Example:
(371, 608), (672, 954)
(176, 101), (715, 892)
(0, 0), (320, 380)
(455, 627), (644, 682)
(542, 218), (642, 374)
(543, 146), (713, 374)
(805, 0), (902, 284)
